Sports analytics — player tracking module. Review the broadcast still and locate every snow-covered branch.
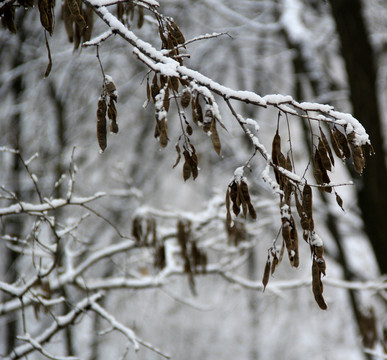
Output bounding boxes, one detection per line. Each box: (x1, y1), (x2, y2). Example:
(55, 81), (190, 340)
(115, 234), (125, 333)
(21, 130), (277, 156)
(84, 0), (370, 146)
(5, 293), (103, 360)
(0, 193), (106, 216)
(221, 272), (387, 292)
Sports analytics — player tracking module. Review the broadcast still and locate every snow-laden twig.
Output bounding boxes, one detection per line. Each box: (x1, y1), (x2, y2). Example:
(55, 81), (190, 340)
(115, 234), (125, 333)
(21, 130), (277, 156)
(89, 301), (140, 351)
(90, 300), (171, 358)
(16, 333), (79, 360)
(221, 272), (387, 292)
(82, 30), (113, 47)
(0, 193), (106, 216)
(5, 293), (103, 360)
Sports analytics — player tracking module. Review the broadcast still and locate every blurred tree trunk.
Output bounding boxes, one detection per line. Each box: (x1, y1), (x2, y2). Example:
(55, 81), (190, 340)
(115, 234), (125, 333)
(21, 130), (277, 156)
(1, 14), (27, 353)
(328, 0), (387, 274)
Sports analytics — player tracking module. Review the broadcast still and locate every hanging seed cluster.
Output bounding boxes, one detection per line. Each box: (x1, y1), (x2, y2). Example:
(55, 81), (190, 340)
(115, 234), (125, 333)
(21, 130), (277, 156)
(1, 0), (34, 33)
(62, 0), (93, 50)
(261, 118), (373, 308)
(96, 75), (119, 152)
(116, 2), (144, 30)
(260, 125), (331, 308)
(132, 216), (207, 294)
(145, 64), (223, 183)
(225, 178), (257, 225)
(159, 18), (186, 66)
(37, 0), (55, 35)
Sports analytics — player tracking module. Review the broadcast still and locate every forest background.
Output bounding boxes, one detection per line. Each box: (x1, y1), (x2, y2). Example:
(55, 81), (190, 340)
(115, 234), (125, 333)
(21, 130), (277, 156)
(0, 0), (386, 359)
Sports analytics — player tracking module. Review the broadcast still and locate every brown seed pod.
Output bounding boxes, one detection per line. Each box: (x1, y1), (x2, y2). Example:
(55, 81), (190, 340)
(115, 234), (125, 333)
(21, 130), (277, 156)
(180, 88), (192, 108)
(271, 131), (281, 165)
(192, 96), (203, 125)
(312, 259), (327, 310)
(146, 78), (151, 102)
(158, 119), (169, 148)
(186, 124), (193, 136)
(329, 127), (343, 159)
(38, 0), (54, 35)
(66, 0), (87, 32)
(97, 118), (107, 152)
(167, 20), (186, 45)
(270, 251), (279, 275)
(290, 224), (299, 268)
(117, 3), (124, 22)
(107, 98), (117, 121)
(320, 128), (335, 167)
(2, 5), (17, 33)
(62, 1), (74, 42)
(239, 181), (249, 202)
(316, 257), (326, 276)
(262, 256), (271, 291)
(225, 187), (232, 228)
(248, 203), (257, 220)
(137, 6), (144, 28)
(335, 192), (345, 211)
(105, 76), (117, 101)
(163, 87), (170, 112)
(189, 151), (199, 180)
(151, 73), (160, 102)
(302, 184), (313, 219)
(318, 138), (332, 172)
(173, 144), (181, 168)
(347, 131), (365, 174)
(203, 107), (213, 133)
(333, 127), (351, 159)
(183, 151), (192, 181)
(281, 218), (292, 254)
(83, 7), (94, 42)
(154, 245), (166, 269)
(210, 118), (221, 155)
(169, 76), (179, 92)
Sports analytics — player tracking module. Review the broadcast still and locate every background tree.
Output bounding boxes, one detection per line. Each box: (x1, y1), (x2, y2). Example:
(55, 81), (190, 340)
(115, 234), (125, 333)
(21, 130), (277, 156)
(0, 1), (386, 359)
